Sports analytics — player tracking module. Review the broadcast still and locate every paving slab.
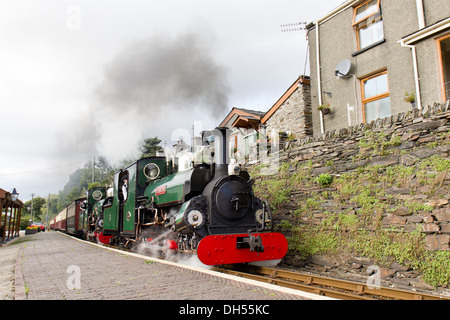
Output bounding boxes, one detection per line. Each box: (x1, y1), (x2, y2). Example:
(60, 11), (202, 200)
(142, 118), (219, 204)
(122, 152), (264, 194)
(17, 231), (326, 301)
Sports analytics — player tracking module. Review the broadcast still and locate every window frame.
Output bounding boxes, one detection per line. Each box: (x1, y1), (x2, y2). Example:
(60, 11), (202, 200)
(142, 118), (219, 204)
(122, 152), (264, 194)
(352, 0), (381, 26)
(361, 70), (390, 123)
(436, 33), (450, 102)
(353, 0), (384, 51)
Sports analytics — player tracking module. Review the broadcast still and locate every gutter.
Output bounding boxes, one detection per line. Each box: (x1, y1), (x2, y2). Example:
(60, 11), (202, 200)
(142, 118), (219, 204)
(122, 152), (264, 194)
(312, 0), (357, 25)
(401, 17), (450, 45)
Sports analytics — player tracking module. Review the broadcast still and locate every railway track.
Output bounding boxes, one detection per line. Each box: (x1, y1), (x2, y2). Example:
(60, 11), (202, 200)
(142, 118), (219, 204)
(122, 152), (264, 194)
(212, 264), (450, 300)
(98, 237), (449, 300)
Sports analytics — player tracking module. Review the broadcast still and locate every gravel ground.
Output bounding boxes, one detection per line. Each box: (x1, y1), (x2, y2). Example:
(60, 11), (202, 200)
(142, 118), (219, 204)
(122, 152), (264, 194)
(0, 243), (20, 300)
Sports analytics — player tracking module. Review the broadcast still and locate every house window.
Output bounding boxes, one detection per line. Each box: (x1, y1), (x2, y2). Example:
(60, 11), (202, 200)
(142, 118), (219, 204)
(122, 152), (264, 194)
(437, 34), (450, 102)
(361, 71), (390, 123)
(353, 0), (384, 51)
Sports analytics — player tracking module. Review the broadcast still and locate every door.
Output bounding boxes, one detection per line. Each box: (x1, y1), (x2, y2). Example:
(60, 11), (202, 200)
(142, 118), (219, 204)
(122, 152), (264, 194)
(120, 168), (136, 235)
(103, 174), (120, 234)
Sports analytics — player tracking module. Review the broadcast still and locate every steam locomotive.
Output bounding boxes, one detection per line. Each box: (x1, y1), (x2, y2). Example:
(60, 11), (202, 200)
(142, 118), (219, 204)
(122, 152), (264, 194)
(51, 127), (288, 266)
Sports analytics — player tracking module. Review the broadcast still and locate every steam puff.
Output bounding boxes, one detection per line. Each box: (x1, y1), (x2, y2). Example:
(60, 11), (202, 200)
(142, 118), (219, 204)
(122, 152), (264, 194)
(55, 31), (230, 164)
(74, 31), (231, 162)
(94, 31), (230, 118)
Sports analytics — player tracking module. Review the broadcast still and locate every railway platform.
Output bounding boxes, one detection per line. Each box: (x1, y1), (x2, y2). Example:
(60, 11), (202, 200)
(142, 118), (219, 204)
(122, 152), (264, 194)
(13, 231), (327, 302)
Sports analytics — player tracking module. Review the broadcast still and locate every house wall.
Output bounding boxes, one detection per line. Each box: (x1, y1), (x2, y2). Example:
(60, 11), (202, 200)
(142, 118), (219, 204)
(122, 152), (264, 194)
(411, 0), (450, 106)
(230, 127), (257, 164)
(416, 35), (441, 107)
(308, 0), (449, 137)
(423, 0), (450, 26)
(264, 82), (312, 140)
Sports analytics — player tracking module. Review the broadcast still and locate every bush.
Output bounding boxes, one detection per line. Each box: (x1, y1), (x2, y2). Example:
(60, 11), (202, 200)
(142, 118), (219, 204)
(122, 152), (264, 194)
(420, 251), (450, 287)
(25, 226), (39, 235)
(316, 173), (333, 187)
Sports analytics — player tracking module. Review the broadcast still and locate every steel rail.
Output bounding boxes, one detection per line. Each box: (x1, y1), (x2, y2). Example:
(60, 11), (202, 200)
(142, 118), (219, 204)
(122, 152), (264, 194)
(212, 266), (372, 300)
(214, 265), (450, 301)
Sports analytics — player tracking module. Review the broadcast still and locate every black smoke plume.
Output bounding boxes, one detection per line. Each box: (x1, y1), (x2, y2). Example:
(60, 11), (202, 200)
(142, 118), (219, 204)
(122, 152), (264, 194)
(95, 32), (230, 118)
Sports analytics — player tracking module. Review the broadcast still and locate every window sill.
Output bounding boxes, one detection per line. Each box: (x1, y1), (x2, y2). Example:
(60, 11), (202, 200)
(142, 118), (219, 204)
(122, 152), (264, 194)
(352, 39), (386, 57)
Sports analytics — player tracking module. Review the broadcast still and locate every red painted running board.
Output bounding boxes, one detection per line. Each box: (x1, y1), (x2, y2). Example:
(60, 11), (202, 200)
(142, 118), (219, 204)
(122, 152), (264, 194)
(197, 233), (288, 266)
(97, 232), (112, 244)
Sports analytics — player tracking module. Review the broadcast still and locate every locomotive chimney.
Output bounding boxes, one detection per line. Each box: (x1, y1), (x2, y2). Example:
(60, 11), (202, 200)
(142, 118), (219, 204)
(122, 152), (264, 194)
(213, 127), (231, 178)
(213, 127), (231, 166)
(201, 127), (231, 178)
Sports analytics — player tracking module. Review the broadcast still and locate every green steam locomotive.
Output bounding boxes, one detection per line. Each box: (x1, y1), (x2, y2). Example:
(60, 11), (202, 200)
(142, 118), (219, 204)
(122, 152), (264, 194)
(74, 128), (288, 265)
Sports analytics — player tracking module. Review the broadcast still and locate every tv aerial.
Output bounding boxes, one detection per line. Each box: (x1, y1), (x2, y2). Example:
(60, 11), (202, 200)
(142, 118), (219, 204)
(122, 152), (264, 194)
(281, 22), (307, 33)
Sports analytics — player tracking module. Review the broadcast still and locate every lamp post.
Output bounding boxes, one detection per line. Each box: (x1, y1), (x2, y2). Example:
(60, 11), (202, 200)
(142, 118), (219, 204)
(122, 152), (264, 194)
(11, 188), (19, 201)
(9, 188), (19, 239)
(29, 193), (35, 225)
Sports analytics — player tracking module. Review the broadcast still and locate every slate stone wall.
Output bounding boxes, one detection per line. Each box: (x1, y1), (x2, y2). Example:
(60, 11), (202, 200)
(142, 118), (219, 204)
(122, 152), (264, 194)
(264, 81), (313, 140)
(252, 102), (450, 251)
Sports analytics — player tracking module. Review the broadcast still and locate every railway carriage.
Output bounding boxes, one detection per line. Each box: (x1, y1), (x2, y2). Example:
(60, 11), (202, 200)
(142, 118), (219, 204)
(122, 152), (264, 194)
(54, 207), (67, 231)
(66, 197), (86, 237)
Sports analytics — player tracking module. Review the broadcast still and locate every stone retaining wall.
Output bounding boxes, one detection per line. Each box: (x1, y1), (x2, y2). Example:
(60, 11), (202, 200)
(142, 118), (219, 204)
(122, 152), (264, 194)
(251, 102), (450, 252)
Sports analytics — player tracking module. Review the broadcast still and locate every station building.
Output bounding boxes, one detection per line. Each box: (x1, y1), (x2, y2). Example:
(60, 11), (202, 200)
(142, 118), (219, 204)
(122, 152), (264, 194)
(0, 188), (23, 243)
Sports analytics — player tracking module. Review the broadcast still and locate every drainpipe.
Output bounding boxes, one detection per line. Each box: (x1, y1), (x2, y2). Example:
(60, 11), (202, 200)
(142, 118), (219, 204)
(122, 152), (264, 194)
(400, 41), (422, 111)
(315, 21), (324, 134)
(310, 0), (358, 135)
(416, 0), (425, 29)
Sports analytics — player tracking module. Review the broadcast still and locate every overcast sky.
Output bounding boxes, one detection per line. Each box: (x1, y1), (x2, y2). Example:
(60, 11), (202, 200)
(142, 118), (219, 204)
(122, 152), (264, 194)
(0, 0), (344, 202)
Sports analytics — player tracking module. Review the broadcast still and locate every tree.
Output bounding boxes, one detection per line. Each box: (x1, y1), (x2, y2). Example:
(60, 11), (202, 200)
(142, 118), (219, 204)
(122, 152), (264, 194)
(56, 155), (117, 211)
(140, 137), (163, 157)
(21, 196), (46, 227)
(44, 195), (59, 222)
(96, 155), (113, 176)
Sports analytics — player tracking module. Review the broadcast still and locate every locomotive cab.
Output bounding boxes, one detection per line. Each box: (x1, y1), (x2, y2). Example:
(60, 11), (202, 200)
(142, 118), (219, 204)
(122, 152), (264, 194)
(102, 157), (168, 241)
